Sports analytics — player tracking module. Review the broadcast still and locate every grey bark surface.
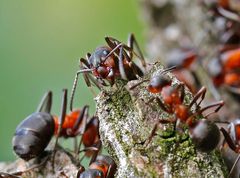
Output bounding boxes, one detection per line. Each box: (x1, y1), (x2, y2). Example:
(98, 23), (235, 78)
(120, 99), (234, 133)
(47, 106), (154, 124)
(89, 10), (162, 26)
(96, 63), (227, 178)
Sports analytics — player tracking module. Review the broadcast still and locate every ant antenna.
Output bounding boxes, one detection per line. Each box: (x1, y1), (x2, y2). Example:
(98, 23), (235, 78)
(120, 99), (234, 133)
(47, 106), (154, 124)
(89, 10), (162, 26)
(70, 69), (93, 111)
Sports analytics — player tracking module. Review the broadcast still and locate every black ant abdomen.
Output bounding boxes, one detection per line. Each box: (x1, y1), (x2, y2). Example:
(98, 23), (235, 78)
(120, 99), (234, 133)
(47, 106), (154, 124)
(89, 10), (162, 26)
(190, 119), (220, 152)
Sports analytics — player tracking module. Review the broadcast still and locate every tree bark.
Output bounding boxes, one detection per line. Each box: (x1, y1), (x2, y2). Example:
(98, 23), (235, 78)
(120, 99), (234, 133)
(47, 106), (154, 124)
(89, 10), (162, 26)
(96, 63), (227, 178)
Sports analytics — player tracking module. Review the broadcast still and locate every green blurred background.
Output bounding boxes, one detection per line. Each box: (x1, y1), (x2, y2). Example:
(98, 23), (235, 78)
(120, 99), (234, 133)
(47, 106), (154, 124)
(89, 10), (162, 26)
(0, 0), (145, 161)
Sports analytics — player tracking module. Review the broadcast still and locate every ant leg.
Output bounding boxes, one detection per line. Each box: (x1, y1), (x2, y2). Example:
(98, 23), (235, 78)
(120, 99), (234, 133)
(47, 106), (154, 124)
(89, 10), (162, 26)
(220, 128), (237, 151)
(129, 79), (149, 90)
(217, 7), (240, 23)
(189, 86), (207, 109)
(89, 141), (102, 165)
(161, 66), (177, 74)
(176, 83), (185, 103)
(129, 61), (144, 77)
(154, 97), (170, 113)
(143, 124), (158, 147)
(52, 89), (68, 170)
(190, 71), (201, 90)
(220, 127), (240, 178)
(76, 166), (85, 178)
(70, 105), (90, 137)
(128, 33), (146, 68)
(200, 101), (224, 118)
(76, 110), (92, 156)
(78, 141), (102, 165)
(70, 67), (93, 111)
(118, 46), (128, 80)
(36, 91), (52, 113)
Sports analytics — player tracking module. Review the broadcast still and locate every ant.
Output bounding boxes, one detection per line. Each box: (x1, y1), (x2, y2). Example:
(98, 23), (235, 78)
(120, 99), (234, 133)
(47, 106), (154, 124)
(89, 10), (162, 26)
(77, 142), (117, 178)
(220, 119), (240, 177)
(208, 47), (240, 97)
(166, 48), (201, 93)
(202, 0), (240, 22)
(70, 33), (146, 111)
(129, 66), (176, 92)
(138, 75), (224, 151)
(7, 89), (99, 177)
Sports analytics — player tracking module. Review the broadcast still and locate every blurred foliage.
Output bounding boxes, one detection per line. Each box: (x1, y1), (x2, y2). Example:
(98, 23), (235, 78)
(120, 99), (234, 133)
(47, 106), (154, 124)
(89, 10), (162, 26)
(0, 0), (145, 161)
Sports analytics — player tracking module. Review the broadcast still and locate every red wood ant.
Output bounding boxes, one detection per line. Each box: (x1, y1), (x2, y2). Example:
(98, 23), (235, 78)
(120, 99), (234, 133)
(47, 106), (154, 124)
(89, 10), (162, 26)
(77, 142), (117, 178)
(10, 89), (100, 177)
(129, 66), (176, 91)
(143, 80), (224, 152)
(77, 155), (117, 178)
(70, 34), (146, 110)
(208, 47), (240, 98)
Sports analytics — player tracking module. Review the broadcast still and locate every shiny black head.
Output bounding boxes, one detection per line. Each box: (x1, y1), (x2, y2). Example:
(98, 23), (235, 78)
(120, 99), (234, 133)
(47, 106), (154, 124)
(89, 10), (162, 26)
(190, 119), (220, 152)
(89, 46), (111, 68)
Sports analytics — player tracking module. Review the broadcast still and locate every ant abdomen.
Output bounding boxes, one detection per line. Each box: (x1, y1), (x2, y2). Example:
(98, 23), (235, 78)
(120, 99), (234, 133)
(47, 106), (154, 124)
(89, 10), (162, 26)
(12, 112), (55, 160)
(190, 119), (220, 152)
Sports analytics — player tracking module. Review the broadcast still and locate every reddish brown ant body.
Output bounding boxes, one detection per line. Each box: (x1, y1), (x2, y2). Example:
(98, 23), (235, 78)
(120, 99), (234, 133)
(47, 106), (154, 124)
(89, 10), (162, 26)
(70, 34), (146, 110)
(208, 47), (240, 98)
(4, 89), (100, 177)
(76, 142), (117, 178)
(145, 80), (224, 152)
(78, 155), (117, 178)
(12, 89), (99, 161)
(129, 66), (175, 92)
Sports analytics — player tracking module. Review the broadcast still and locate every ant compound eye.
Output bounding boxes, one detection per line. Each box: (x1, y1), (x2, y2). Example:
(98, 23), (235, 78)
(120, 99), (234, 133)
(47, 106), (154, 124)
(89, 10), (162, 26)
(103, 50), (108, 56)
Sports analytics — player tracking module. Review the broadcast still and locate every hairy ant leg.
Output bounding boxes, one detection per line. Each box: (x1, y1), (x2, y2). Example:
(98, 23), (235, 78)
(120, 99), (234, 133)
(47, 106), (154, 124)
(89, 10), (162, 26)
(52, 89), (67, 170)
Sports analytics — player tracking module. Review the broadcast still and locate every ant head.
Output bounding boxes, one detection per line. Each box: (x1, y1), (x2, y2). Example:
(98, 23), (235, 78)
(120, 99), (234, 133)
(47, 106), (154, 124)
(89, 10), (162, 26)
(89, 46), (112, 68)
(189, 119), (220, 152)
(148, 74), (172, 93)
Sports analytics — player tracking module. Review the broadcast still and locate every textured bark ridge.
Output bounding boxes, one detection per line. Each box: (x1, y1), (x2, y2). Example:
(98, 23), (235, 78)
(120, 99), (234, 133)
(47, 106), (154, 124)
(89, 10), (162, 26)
(0, 148), (79, 178)
(96, 63), (227, 178)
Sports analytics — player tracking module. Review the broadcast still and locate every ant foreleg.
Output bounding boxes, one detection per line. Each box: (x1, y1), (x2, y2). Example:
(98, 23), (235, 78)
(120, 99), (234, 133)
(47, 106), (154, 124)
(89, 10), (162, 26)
(154, 97), (170, 113)
(128, 33), (146, 68)
(200, 101), (224, 118)
(220, 127), (240, 178)
(36, 91), (52, 113)
(52, 89), (68, 171)
(189, 86), (207, 109)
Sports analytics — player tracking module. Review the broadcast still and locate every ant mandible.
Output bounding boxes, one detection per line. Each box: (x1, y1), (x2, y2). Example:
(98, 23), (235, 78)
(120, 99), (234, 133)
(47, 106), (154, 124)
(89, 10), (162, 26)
(70, 33), (146, 111)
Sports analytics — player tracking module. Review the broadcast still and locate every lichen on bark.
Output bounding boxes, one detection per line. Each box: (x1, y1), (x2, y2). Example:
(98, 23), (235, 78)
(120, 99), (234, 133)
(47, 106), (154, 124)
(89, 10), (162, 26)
(96, 62), (228, 178)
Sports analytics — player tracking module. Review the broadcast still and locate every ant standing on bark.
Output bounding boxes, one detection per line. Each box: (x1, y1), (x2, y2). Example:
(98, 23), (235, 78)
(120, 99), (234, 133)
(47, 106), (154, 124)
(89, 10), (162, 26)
(70, 33), (146, 111)
(131, 70), (224, 152)
(2, 89), (100, 177)
(77, 141), (117, 178)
